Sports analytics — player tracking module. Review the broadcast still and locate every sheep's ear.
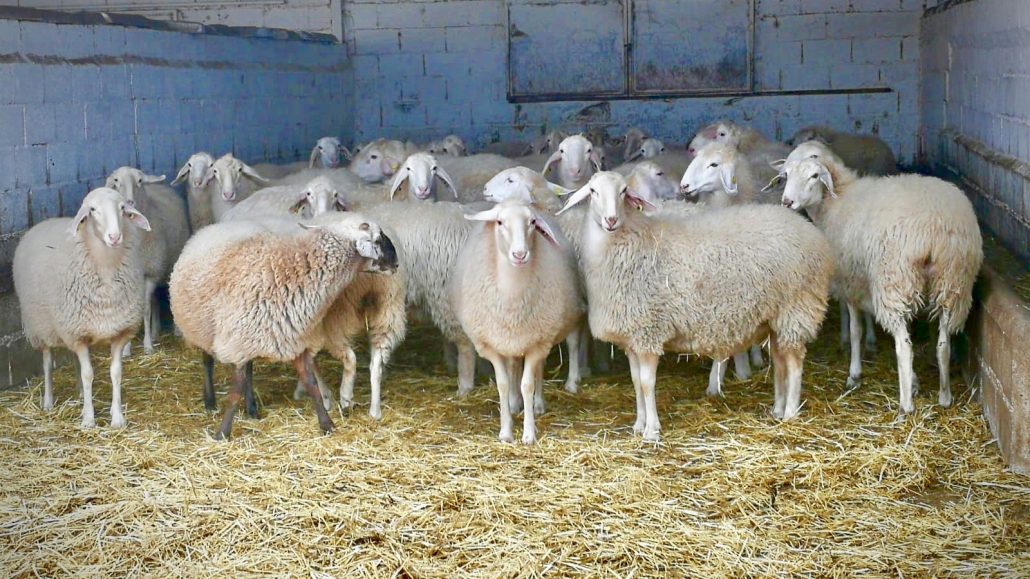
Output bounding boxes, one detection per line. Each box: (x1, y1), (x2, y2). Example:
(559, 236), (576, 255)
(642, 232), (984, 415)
(144, 173), (166, 184)
(341, 146), (354, 161)
(818, 165), (836, 198)
(719, 161), (739, 195)
(289, 190), (310, 214)
(335, 195), (349, 212)
(625, 190), (658, 212)
(124, 205), (152, 231)
(556, 183), (591, 215)
(201, 167), (216, 187)
(627, 148), (643, 162)
(68, 202), (91, 236)
(309, 146), (320, 168)
(533, 214), (560, 247)
(761, 173), (785, 193)
(298, 222), (321, 230)
(546, 182), (574, 197)
(387, 169), (407, 200)
(541, 150), (562, 176)
(588, 149), (603, 172)
(434, 166), (459, 200)
(241, 163), (268, 183)
(623, 131), (643, 160)
(521, 143), (536, 156)
(770, 158), (787, 171)
(464, 206), (501, 222)
(171, 164), (190, 186)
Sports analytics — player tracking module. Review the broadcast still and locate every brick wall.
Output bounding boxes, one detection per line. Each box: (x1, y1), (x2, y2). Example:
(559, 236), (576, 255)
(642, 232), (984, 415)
(345, 0), (928, 164)
(0, 12), (353, 388)
(921, 0), (1030, 263)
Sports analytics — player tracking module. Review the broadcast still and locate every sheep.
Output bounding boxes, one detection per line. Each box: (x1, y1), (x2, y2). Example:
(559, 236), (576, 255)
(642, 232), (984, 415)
(387, 152), (459, 201)
(221, 176), (350, 222)
(171, 152), (216, 231)
(789, 126), (897, 176)
(556, 172), (833, 441)
(482, 140), (535, 158)
(105, 167), (190, 355)
(780, 155), (982, 414)
(349, 138), (416, 183)
(622, 128), (647, 162)
(681, 144), (783, 209)
(449, 200), (585, 444)
(543, 135), (603, 189)
(436, 154), (520, 203)
(437, 134), (468, 157)
(169, 212), (398, 439)
(201, 154), (270, 223)
(13, 187), (152, 429)
(688, 121), (791, 174)
(626, 138), (666, 162)
(527, 130), (567, 155)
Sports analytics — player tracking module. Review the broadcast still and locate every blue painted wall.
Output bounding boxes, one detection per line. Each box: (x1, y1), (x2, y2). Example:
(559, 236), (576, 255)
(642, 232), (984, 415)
(922, 0), (1030, 262)
(0, 15), (353, 386)
(345, 0), (930, 164)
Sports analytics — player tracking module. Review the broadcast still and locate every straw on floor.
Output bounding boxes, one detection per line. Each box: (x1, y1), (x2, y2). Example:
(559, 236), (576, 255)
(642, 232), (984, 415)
(0, 310), (1027, 577)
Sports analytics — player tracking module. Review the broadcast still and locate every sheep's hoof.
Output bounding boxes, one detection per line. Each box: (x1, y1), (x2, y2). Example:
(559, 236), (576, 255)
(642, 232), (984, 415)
(734, 369), (751, 381)
(80, 417), (96, 429)
(911, 375), (920, 396)
(642, 429), (660, 443)
(204, 401), (217, 413)
(779, 407), (800, 422)
(899, 400), (915, 415)
(533, 400), (546, 416)
(214, 429), (231, 442)
(705, 386), (723, 398)
(42, 399), (54, 412)
(337, 398), (353, 412)
(292, 386), (306, 401)
(318, 422), (335, 436)
(509, 399), (524, 416)
(580, 366), (593, 379)
(771, 406), (785, 420)
(121, 343), (132, 358)
(457, 385), (473, 398)
(498, 431), (514, 444)
(845, 375), (861, 391)
(864, 338), (878, 354)
(632, 420), (646, 435)
(143, 345), (155, 356)
(938, 389), (953, 408)
(110, 415), (127, 429)
(368, 408), (382, 421)
(521, 431), (537, 445)
(563, 380), (579, 394)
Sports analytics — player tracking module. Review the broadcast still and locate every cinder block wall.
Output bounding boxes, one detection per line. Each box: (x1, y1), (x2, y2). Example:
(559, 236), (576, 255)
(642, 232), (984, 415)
(0, 13), (353, 388)
(344, 0), (931, 164)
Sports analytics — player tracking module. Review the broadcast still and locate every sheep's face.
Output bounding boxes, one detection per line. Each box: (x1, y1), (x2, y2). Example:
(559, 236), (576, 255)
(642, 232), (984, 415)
(545, 135), (601, 187)
(311, 137), (342, 169)
(627, 162), (677, 204)
(203, 155), (268, 201)
(630, 138), (665, 161)
(389, 153), (456, 201)
(557, 172), (651, 233)
(105, 167), (165, 204)
(318, 214), (398, 273)
(687, 122), (735, 158)
(681, 145), (739, 197)
(442, 134), (467, 156)
(291, 177), (347, 218)
(594, 145), (608, 170)
(350, 140), (403, 183)
(623, 128), (646, 160)
(70, 187), (151, 247)
(782, 159), (834, 211)
(172, 153), (215, 189)
(467, 201), (559, 268)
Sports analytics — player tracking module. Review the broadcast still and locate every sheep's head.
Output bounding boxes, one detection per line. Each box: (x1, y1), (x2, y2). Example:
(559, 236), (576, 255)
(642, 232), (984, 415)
(765, 140), (840, 191)
(594, 145), (609, 170)
(466, 200), (560, 268)
(788, 126), (833, 147)
(687, 121), (737, 158)
(527, 130), (567, 155)
(69, 187), (151, 247)
(543, 135), (601, 188)
(309, 137), (342, 169)
(626, 161), (678, 206)
(388, 153), (457, 201)
(482, 167), (570, 212)
(629, 138), (665, 161)
(442, 134), (467, 156)
(556, 171), (654, 232)
(105, 166), (165, 207)
(782, 158), (835, 211)
(307, 213), (398, 274)
(681, 145), (740, 197)
(290, 177), (348, 218)
(623, 128), (647, 161)
(172, 152), (215, 189)
(350, 139), (405, 183)
(203, 154), (268, 202)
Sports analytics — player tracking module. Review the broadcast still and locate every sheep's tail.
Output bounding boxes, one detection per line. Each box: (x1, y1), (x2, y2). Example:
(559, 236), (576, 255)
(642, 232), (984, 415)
(925, 225), (983, 334)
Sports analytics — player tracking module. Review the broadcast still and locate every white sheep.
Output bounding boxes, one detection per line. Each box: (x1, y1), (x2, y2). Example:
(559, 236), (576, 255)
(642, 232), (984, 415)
(622, 128), (647, 162)
(349, 138), (416, 183)
(13, 187), (152, 429)
(169, 212), (398, 439)
(221, 176), (350, 222)
(171, 151), (215, 231)
(450, 200), (585, 444)
(200, 154), (270, 223)
(310, 136), (345, 168)
(441, 134), (468, 156)
(388, 152), (459, 201)
(627, 138), (666, 162)
(789, 126), (897, 176)
(781, 154), (982, 413)
(527, 130), (567, 155)
(543, 135), (603, 189)
(436, 154), (520, 203)
(688, 121), (790, 176)
(105, 167), (190, 355)
(680, 144), (782, 208)
(557, 172), (833, 441)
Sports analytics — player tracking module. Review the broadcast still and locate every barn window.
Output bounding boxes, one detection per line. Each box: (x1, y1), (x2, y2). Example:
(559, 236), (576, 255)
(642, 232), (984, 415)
(506, 0), (754, 101)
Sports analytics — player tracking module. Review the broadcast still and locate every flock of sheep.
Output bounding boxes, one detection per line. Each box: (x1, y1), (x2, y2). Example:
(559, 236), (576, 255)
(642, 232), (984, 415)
(12, 121), (983, 444)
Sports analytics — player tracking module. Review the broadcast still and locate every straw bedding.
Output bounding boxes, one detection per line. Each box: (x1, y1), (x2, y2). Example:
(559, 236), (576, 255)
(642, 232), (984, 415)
(0, 308), (1026, 577)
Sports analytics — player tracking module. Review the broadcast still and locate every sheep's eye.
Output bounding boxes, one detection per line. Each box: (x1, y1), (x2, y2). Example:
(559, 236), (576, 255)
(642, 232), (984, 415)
(620, 188), (627, 195)
(587, 148), (592, 154)
(237, 167), (243, 173)
(496, 220), (502, 226)
(187, 163), (192, 168)
(370, 154), (378, 160)
(811, 173), (819, 179)
(660, 147), (666, 152)
(406, 166), (411, 171)
(589, 188), (596, 194)
(89, 207), (96, 213)
(709, 163), (719, 168)
(432, 166), (438, 171)
(656, 172), (664, 176)
(559, 148), (564, 154)
(137, 179), (143, 185)
(113, 178), (119, 183)
(213, 170), (219, 175)
(506, 177), (513, 184)
(317, 146), (323, 150)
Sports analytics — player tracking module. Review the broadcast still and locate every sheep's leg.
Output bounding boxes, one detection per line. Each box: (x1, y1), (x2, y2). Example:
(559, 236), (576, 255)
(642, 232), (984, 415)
(334, 348), (358, 411)
(706, 358), (726, 398)
(74, 345), (95, 428)
(142, 279), (157, 355)
(485, 351), (514, 443)
(770, 338), (787, 419)
(564, 328), (582, 394)
(42, 348), (54, 411)
(312, 359), (333, 410)
(295, 352), (335, 435)
(521, 350), (547, 445)
(781, 346), (805, 421)
(243, 361), (258, 419)
(750, 344), (765, 369)
(369, 344), (392, 420)
(508, 357), (525, 415)
(592, 338), (611, 373)
(839, 301), (850, 347)
(456, 341), (476, 397)
(638, 352), (662, 442)
(937, 311), (952, 408)
(628, 351), (646, 435)
(202, 353), (216, 412)
(733, 351), (751, 380)
(121, 341), (132, 359)
(863, 312), (878, 353)
(443, 340), (458, 374)
(846, 302), (863, 391)
(893, 326), (915, 415)
(533, 357), (545, 417)
(577, 323), (591, 379)
(109, 338), (128, 429)
(216, 365), (247, 441)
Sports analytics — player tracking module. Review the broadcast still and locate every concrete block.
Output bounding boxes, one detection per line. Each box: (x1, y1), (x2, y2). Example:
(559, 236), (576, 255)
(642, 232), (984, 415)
(59, 183), (87, 217)
(0, 105), (24, 147)
(67, 65), (102, 103)
(54, 24), (95, 59)
(803, 38), (853, 65)
(830, 63), (882, 88)
(92, 24), (126, 57)
(15, 145), (47, 189)
(0, 146), (15, 190)
(355, 28), (403, 55)
(12, 64), (45, 105)
(24, 103), (55, 146)
(444, 25), (504, 53)
(852, 38), (901, 64)
(399, 28), (446, 54)
(0, 187), (29, 235)
(799, 0), (850, 13)
(827, 12), (919, 38)
(774, 14), (828, 41)
(47, 142), (79, 185)
(780, 64), (830, 90)
(29, 186), (61, 225)
(18, 22), (60, 57)
(52, 103), (86, 144)
(758, 0), (801, 15)
(374, 3), (424, 29)
(0, 19), (18, 55)
(99, 65), (132, 101)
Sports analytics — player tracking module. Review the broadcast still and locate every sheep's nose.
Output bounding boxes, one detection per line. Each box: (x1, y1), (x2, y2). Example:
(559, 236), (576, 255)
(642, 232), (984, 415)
(604, 217), (618, 228)
(417, 185), (429, 194)
(782, 199), (794, 209)
(107, 232), (122, 246)
(512, 250), (528, 261)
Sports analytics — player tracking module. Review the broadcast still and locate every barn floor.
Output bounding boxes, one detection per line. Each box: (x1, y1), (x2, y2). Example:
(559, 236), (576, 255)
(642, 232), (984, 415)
(0, 308), (1027, 577)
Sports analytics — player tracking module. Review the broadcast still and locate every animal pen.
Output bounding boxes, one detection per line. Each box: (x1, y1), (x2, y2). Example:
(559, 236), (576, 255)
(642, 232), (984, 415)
(0, 0), (1027, 576)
